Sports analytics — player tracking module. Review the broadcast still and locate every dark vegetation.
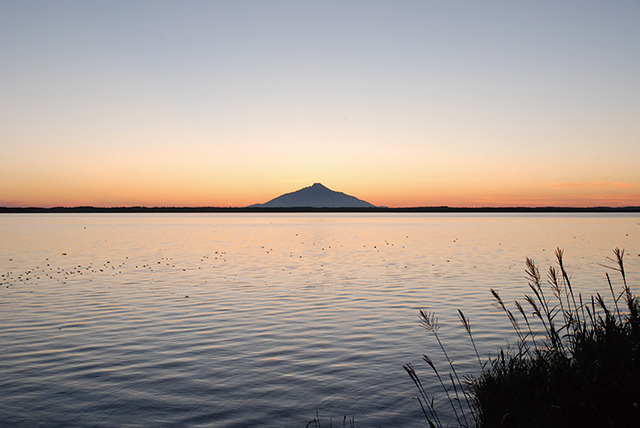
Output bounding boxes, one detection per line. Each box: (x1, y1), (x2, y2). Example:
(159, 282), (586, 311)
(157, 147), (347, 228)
(2, 206), (640, 213)
(306, 410), (355, 428)
(405, 248), (640, 428)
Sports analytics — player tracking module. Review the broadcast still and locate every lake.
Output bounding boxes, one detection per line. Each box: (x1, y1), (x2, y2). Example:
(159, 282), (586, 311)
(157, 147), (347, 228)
(1, 213), (638, 427)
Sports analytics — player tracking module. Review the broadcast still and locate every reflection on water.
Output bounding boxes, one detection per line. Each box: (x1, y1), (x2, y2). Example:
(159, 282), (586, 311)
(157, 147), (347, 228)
(0, 213), (638, 427)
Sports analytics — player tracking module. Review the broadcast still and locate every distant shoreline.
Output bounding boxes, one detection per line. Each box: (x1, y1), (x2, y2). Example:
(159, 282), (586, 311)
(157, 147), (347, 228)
(1, 206), (639, 213)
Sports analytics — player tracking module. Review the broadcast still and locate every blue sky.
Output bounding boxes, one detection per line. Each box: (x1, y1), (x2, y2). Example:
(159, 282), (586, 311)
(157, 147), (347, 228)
(1, 1), (639, 207)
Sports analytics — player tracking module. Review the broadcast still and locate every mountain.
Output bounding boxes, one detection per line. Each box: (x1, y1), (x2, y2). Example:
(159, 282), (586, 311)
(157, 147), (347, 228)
(250, 183), (376, 208)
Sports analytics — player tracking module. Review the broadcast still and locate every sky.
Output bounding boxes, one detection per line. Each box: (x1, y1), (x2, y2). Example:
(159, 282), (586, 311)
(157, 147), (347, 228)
(1, 0), (639, 208)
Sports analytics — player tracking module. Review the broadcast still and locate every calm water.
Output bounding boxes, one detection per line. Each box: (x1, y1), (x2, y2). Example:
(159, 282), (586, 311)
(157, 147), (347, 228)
(1, 213), (638, 427)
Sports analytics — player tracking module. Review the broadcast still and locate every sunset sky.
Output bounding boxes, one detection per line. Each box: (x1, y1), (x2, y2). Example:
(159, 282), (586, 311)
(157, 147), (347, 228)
(1, 1), (639, 208)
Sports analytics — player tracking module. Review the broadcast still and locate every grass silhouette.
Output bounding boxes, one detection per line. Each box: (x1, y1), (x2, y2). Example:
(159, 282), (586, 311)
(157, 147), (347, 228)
(406, 248), (640, 428)
(306, 410), (355, 428)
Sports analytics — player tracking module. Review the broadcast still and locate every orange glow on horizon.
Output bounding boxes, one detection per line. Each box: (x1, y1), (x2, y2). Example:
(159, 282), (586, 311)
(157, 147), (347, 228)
(2, 180), (639, 208)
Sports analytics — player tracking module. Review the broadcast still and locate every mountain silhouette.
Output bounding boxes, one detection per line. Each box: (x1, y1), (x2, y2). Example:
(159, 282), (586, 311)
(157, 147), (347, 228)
(251, 183), (376, 208)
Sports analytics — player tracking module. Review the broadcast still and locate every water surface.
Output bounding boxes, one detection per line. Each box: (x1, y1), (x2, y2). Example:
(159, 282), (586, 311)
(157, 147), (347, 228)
(1, 213), (638, 427)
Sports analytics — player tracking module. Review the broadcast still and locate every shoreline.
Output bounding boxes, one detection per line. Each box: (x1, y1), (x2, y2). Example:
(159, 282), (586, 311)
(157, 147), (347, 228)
(1, 206), (639, 213)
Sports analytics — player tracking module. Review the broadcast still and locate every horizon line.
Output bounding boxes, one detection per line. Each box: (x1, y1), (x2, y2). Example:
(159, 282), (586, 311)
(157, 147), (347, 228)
(2, 206), (640, 213)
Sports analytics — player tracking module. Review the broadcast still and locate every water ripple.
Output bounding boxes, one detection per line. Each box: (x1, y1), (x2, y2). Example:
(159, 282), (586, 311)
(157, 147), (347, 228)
(1, 213), (638, 427)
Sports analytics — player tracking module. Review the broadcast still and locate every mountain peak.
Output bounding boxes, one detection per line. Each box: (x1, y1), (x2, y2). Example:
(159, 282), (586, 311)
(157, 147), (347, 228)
(251, 183), (375, 208)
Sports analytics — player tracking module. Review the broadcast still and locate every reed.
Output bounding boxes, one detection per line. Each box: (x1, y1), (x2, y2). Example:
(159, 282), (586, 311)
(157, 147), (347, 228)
(306, 410), (355, 428)
(405, 248), (640, 427)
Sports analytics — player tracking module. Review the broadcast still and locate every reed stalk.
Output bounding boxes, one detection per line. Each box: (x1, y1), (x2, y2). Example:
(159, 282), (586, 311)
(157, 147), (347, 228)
(406, 248), (639, 428)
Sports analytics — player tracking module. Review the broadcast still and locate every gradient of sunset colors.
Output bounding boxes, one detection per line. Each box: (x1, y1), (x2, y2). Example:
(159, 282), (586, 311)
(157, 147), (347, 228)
(1, 1), (639, 208)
